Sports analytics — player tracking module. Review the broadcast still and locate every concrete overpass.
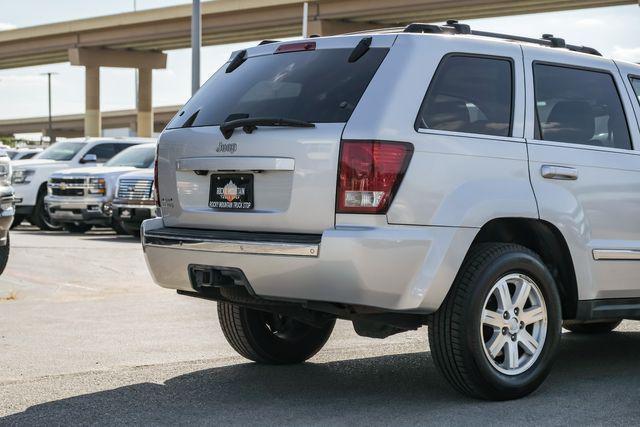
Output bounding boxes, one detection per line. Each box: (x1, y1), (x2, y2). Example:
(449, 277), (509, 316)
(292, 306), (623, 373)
(0, 106), (180, 138)
(0, 0), (637, 138)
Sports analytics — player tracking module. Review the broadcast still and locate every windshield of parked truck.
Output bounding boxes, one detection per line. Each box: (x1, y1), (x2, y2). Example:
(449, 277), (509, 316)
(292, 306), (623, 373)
(167, 47), (389, 128)
(104, 144), (155, 168)
(38, 142), (86, 161)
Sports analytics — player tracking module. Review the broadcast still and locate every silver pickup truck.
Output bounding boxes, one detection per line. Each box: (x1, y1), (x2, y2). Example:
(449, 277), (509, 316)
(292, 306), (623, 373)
(112, 168), (156, 237)
(141, 22), (640, 400)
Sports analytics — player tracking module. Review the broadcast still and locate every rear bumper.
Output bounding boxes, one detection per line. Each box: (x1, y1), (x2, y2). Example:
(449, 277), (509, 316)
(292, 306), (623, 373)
(142, 218), (477, 312)
(45, 195), (113, 225)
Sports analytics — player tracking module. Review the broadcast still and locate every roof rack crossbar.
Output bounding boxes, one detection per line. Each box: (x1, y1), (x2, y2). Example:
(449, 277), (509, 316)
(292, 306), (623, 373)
(403, 22), (602, 56)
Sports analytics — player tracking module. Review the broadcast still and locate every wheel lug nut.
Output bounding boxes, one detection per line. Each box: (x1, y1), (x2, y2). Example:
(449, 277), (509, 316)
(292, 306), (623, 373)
(520, 321), (524, 329)
(502, 327), (508, 335)
(511, 334), (517, 341)
(503, 312), (510, 319)
(514, 308), (519, 315)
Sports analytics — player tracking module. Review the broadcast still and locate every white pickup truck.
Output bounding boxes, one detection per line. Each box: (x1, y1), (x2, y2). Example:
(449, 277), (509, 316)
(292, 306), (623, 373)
(12, 137), (154, 230)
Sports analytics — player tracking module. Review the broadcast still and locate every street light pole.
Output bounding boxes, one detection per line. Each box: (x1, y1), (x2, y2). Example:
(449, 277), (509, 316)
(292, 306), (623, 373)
(40, 72), (58, 143)
(191, 0), (201, 95)
(302, 2), (309, 38)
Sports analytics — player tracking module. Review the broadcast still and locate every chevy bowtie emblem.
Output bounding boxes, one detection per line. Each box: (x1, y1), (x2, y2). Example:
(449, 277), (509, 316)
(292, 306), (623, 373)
(60, 182), (67, 190)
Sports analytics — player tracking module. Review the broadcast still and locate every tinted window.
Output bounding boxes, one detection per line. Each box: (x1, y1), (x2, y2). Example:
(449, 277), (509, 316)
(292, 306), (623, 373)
(416, 55), (513, 137)
(39, 142), (85, 161)
(631, 77), (640, 104)
(105, 145), (155, 168)
(534, 64), (631, 150)
(167, 48), (389, 128)
(87, 143), (135, 162)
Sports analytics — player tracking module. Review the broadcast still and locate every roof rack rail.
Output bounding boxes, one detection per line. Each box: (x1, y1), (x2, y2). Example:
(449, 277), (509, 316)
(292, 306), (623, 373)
(403, 20), (602, 56)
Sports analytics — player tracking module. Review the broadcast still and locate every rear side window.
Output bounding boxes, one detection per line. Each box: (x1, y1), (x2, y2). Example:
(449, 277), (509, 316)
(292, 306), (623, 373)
(416, 55), (513, 137)
(631, 77), (640, 104)
(533, 64), (631, 150)
(168, 47), (389, 128)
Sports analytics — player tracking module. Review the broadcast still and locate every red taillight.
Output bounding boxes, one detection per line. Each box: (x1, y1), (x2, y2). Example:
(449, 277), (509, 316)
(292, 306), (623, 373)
(337, 140), (413, 214)
(154, 145), (160, 207)
(275, 42), (316, 54)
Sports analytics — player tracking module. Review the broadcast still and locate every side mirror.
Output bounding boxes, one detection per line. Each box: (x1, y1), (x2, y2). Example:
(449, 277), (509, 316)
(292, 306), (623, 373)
(80, 153), (98, 164)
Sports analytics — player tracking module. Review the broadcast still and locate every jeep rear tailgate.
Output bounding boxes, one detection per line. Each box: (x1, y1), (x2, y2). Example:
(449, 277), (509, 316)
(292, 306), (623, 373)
(157, 35), (395, 234)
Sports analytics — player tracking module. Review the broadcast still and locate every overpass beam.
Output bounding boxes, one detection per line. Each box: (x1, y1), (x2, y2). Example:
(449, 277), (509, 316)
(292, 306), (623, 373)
(85, 66), (101, 137)
(306, 19), (379, 37)
(137, 68), (153, 137)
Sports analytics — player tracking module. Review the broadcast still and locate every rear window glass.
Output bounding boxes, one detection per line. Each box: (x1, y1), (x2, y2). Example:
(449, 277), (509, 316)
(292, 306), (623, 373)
(631, 77), (640, 104)
(416, 55), (513, 137)
(167, 47), (389, 128)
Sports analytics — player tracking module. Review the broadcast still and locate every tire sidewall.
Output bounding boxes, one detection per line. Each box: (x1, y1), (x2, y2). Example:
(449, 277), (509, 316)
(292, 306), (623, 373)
(242, 308), (335, 364)
(462, 249), (562, 399)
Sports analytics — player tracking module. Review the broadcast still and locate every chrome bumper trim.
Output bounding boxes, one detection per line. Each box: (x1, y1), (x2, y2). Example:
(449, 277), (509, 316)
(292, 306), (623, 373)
(593, 249), (640, 260)
(143, 230), (320, 257)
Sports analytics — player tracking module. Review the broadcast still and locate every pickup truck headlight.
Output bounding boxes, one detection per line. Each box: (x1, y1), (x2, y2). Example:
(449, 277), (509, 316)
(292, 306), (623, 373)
(0, 161), (12, 187)
(12, 169), (34, 184)
(88, 177), (106, 195)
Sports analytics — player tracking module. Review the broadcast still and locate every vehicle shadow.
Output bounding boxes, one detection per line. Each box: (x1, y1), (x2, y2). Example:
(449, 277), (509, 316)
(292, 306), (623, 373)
(4, 332), (640, 425)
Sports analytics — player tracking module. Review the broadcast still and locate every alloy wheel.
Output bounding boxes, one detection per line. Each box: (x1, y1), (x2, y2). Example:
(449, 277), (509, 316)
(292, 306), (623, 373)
(481, 273), (548, 376)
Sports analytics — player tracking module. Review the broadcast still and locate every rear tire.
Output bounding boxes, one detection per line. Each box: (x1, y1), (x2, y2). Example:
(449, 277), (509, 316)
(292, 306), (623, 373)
(32, 190), (63, 231)
(563, 320), (621, 334)
(217, 302), (335, 364)
(63, 223), (93, 234)
(429, 243), (562, 400)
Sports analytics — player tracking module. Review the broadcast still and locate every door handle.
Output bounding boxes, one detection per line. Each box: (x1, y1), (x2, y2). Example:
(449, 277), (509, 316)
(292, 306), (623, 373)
(540, 165), (578, 180)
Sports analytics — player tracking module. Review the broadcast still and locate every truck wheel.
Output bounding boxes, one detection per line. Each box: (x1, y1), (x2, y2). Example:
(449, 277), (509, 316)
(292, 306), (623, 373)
(217, 302), (335, 364)
(112, 220), (129, 235)
(63, 223), (93, 234)
(429, 243), (562, 400)
(0, 233), (9, 275)
(563, 320), (622, 334)
(32, 190), (63, 231)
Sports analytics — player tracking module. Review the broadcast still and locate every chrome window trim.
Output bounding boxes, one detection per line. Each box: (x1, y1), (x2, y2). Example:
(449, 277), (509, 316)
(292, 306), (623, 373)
(417, 128), (526, 144)
(527, 138), (640, 157)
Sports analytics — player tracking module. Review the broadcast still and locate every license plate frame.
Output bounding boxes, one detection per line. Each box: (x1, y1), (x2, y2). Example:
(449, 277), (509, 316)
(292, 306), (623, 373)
(209, 173), (254, 210)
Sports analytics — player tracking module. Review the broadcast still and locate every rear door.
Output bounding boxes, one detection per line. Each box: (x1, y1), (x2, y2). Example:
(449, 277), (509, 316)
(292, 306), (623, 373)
(157, 36), (396, 233)
(523, 46), (640, 300)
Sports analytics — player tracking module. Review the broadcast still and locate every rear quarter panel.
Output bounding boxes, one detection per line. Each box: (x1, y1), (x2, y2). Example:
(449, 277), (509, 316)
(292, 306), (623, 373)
(344, 34), (537, 227)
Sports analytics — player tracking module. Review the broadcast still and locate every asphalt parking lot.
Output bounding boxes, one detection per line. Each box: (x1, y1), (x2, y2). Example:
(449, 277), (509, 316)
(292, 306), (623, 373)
(1, 227), (640, 425)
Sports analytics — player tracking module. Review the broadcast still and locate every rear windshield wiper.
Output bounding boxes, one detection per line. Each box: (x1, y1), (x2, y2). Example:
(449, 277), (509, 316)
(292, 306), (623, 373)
(220, 117), (315, 139)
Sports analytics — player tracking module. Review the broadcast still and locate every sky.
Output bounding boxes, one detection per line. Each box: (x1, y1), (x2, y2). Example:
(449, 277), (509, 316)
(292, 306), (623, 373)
(0, 1), (639, 122)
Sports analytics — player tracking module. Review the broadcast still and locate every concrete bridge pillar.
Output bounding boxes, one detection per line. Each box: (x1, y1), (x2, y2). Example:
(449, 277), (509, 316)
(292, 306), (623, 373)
(69, 47), (166, 138)
(84, 66), (101, 137)
(137, 68), (153, 137)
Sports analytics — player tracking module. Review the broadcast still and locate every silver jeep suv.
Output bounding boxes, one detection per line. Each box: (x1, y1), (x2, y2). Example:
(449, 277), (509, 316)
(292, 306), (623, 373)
(142, 21), (640, 400)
